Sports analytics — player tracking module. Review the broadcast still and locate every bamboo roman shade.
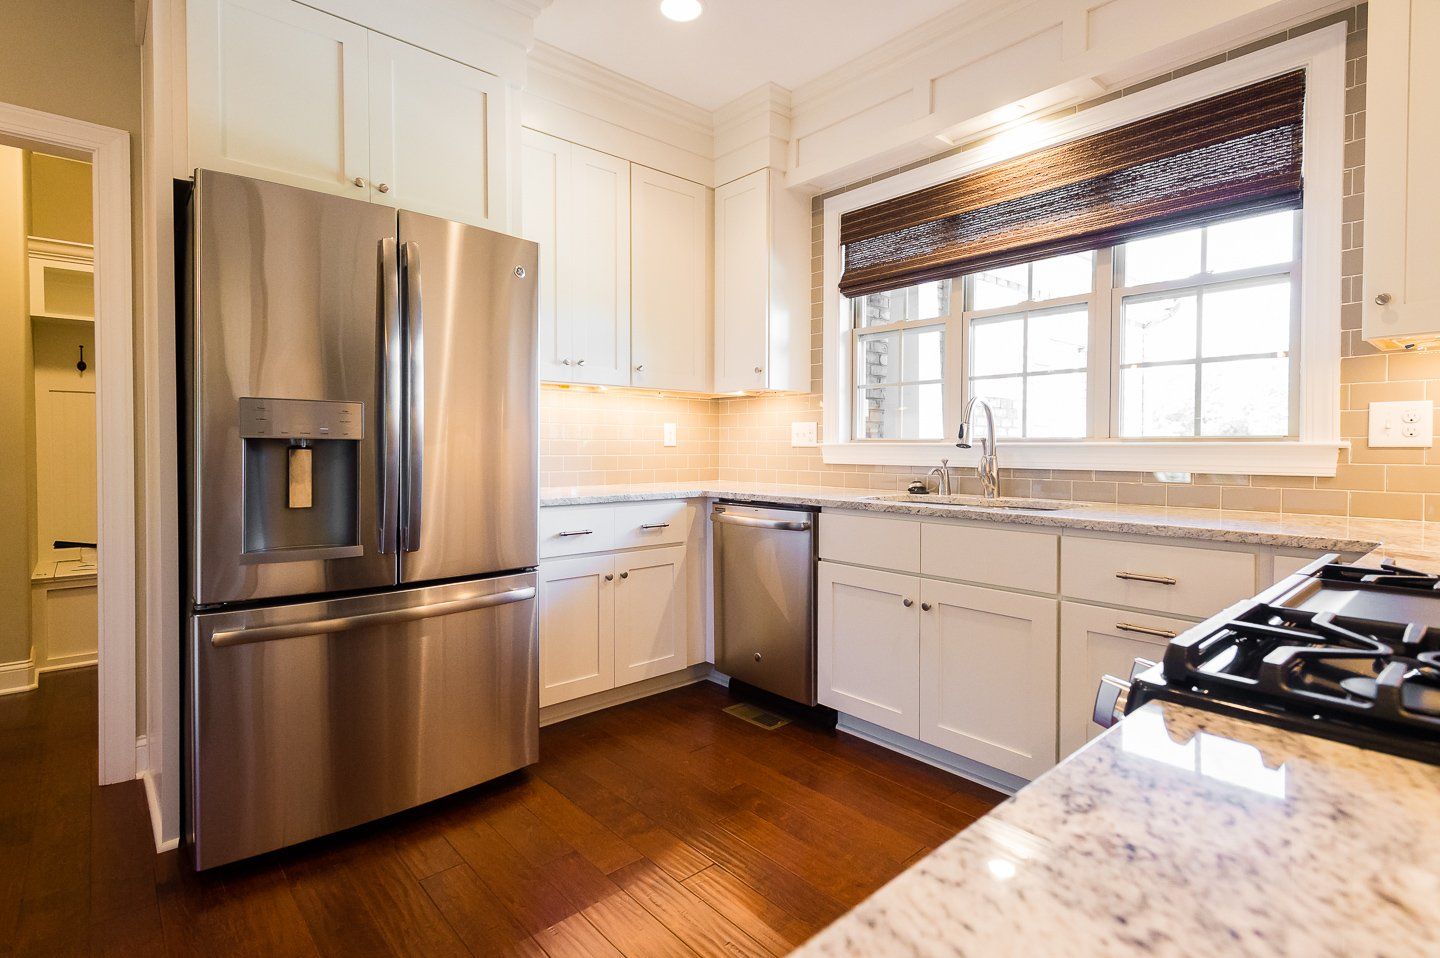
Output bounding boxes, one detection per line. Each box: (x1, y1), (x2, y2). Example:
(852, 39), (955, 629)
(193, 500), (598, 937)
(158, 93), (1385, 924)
(839, 70), (1307, 297)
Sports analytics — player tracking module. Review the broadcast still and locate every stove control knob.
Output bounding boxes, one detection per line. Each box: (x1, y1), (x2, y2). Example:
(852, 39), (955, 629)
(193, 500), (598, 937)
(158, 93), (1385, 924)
(1129, 657), (1158, 683)
(1093, 675), (1131, 730)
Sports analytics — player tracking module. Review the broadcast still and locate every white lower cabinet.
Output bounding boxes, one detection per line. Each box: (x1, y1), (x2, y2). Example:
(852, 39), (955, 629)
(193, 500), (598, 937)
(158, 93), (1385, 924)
(614, 546), (688, 685)
(919, 580), (1058, 779)
(1058, 601), (1193, 757)
(817, 562), (921, 737)
(538, 543), (688, 707)
(537, 554), (615, 707)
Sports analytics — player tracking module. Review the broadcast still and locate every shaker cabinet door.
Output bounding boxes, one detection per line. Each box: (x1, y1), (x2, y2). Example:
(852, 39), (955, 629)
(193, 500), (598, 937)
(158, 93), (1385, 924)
(817, 562), (921, 737)
(188, 0), (371, 197)
(367, 33), (510, 231)
(919, 579), (1058, 780)
(631, 165), (712, 392)
(613, 545), (688, 686)
(714, 170), (770, 392)
(537, 555), (615, 707)
(565, 145), (632, 386)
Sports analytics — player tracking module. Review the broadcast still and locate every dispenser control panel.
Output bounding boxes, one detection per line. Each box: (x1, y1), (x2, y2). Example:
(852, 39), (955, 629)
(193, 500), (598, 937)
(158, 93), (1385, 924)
(238, 397), (363, 440)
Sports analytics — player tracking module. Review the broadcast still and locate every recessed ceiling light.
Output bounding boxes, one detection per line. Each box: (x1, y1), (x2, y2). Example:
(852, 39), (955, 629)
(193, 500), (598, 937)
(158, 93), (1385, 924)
(660, 0), (703, 22)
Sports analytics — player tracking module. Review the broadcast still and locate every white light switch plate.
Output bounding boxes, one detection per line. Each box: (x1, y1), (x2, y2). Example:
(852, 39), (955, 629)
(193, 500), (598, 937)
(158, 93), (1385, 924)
(1368, 400), (1433, 448)
(663, 422), (677, 447)
(791, 421), (818, 447)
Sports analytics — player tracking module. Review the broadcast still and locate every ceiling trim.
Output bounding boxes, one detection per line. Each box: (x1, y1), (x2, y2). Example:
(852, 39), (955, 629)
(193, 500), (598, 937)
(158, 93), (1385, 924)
(527, 41), (714, 137)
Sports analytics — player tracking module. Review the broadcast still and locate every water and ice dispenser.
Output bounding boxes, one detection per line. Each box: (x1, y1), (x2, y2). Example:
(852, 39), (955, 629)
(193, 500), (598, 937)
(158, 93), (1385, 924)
(238, 397), (364, 562)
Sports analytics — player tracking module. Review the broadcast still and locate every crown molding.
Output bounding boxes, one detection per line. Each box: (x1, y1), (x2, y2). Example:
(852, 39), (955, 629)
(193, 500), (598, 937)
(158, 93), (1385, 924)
(527, 41), (715, 136)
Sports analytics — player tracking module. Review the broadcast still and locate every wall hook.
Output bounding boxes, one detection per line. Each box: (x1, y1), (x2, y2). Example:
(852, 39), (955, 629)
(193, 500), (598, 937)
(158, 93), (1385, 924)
(76, 345), (87, 375)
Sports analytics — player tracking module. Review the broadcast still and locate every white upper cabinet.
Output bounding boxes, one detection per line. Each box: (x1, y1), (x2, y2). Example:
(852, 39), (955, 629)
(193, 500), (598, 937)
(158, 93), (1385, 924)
(188, 0), (371, 198)
(188, 0), (511, 229)
(631, 165), (713, 393)
(521, 130), (570, 382)
(521, 132), (632, 386)
(714, 169), (811, 393)
(366, 32), (509, 231)
(1364, 0), (1440, 349)
(566, 146), (632, 386)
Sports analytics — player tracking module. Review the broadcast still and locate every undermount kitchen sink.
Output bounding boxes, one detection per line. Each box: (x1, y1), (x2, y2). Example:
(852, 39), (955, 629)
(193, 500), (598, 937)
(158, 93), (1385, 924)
(865, 493), (1073, 511)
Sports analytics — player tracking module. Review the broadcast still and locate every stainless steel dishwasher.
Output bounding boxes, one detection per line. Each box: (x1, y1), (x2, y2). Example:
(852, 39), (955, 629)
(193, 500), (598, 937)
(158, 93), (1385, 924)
(711, 501), (818, 705)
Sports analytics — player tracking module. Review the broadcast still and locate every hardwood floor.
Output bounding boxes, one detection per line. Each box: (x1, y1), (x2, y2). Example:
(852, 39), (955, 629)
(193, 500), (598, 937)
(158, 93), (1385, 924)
(0, 668), (1004, 957)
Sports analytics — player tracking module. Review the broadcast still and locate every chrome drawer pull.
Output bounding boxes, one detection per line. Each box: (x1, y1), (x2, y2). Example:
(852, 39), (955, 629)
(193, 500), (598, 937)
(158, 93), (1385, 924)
(1115, 571), (1177, 585)
(1115, 622), (1178, 639)
(640, 522), (670, 530)
(557, 529), (593, 537)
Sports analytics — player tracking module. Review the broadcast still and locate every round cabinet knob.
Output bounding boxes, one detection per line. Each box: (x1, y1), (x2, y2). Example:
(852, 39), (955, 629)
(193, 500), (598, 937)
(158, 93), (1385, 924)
(635, 364), (646, 372)
(619, 571), (629, 579)
(576, 359), (587, 367)
(376, 182), (390, 194)
(902, 597), (914, 608)
(561, 359), (572, 366)
(1376, 292), (1393, 306)
(352, 176), (366, 188)
(604, 573), (614, 581)
(753, 652), (763, 662)
(921, 602), (932, 611)
(753, 366), (763, 374)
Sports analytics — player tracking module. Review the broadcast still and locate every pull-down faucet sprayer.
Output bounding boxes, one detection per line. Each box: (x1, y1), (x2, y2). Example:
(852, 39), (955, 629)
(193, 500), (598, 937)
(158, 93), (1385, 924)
(956, 397), (1000, 500)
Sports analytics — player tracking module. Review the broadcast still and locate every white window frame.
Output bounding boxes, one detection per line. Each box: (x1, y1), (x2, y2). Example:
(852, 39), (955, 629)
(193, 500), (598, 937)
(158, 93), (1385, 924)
(820, 26), (1346, 477)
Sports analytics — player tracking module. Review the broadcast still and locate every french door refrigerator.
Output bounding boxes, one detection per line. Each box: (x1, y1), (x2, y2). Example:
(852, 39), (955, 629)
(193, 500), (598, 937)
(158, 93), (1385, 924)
(181, 170), (540, 870)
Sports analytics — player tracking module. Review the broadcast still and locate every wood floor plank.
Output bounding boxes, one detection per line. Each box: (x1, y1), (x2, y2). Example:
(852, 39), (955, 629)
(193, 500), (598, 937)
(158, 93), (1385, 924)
(681, 865), (811, 955)
(154, 850), (321, 958)
(581, 891), (701, 958)
(532, 912), (625, 958)
(418, 863), (547, 958)
(516, 775), (645, 875)
(610, 859), (775, 958)
(532, 756), (712, 882)
(283, 840), (469, 958)
(442, 817), (584, 936)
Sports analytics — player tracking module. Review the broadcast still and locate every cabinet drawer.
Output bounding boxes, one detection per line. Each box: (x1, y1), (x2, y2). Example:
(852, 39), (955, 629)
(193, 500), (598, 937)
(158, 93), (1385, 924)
(539, 505), (616, 558)
(819, 513), (920, 573)
(921, 522), (1058, 592)
(613, 500), (692, 550)
(1061, 537), (1254, 618)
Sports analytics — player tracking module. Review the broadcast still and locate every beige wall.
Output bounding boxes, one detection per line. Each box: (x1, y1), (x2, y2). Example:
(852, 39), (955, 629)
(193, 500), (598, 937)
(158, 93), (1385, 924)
(0, 147), (34, 665)
(28, 153), (94, 245)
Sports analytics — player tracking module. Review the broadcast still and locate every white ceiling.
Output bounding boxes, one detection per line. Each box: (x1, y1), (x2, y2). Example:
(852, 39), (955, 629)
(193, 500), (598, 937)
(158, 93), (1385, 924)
(533, 0), (964, 111)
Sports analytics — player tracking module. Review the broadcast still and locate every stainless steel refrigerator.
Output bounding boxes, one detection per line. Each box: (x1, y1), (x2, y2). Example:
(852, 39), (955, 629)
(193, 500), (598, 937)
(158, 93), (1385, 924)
(181, 169), (540, 870)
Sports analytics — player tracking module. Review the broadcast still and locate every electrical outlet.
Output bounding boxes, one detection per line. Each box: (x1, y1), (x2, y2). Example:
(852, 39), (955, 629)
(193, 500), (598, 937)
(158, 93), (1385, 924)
(791, 421), (818, 447)
(1368, 400), (1434, 448)
(663, 422), (677, 447)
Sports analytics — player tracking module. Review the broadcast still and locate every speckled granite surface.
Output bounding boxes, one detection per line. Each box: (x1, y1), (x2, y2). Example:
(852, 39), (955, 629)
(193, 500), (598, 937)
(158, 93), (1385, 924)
(791, 700), (1440, 958)
(540, 481), (1440, 568)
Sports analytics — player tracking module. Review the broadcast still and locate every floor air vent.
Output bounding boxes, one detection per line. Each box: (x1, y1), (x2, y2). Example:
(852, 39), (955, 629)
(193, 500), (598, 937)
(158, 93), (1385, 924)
(723, 702), (790, 730)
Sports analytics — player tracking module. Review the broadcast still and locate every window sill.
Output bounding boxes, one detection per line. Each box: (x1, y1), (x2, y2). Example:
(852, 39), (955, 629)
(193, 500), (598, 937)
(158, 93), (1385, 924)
(819, 440), (1346, 477)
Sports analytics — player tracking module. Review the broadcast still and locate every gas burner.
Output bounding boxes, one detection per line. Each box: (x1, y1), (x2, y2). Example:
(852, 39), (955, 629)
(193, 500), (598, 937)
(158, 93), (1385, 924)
(1310, 560), (1440, 592)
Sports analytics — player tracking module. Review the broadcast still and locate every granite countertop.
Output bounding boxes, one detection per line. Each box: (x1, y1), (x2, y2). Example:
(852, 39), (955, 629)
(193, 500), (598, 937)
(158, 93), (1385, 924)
(791, 699), (1440, 957)
(540, 480), (1440, 569)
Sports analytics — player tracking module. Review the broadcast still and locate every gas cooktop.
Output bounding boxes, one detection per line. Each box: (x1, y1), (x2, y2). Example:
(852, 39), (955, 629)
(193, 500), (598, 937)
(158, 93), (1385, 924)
(1125, 559), (1440, 764)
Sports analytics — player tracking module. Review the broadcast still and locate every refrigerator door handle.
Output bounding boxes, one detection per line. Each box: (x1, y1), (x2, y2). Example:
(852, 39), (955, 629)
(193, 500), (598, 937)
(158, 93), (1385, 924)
(401, 240), (424, 553)
(209, 586), (536, 648)
(378, 237), (402, 554)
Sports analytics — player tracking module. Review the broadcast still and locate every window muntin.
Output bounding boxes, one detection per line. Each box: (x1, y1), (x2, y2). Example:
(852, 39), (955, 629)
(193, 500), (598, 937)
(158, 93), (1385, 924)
(845, 209), (1300, 443)
(851, 281), (950, 439)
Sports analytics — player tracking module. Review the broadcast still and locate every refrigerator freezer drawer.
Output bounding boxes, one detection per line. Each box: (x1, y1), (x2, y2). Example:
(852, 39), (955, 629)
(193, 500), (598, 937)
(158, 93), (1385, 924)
(185, 572), (538, 870)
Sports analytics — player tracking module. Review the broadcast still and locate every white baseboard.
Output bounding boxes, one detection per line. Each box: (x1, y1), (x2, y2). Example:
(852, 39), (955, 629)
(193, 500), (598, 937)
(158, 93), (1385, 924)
(0, 658), (37, 696)
(540, 663), (713, 727)
(705, 669), (730, 688)
(37, 654), (98, 675)
(837, 713), (1027, 796)
(140, 768), (179, 853)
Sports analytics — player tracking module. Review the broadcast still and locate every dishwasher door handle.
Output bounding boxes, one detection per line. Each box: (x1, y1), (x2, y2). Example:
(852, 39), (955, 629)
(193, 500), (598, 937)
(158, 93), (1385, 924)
(711, 512), (812, 532)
